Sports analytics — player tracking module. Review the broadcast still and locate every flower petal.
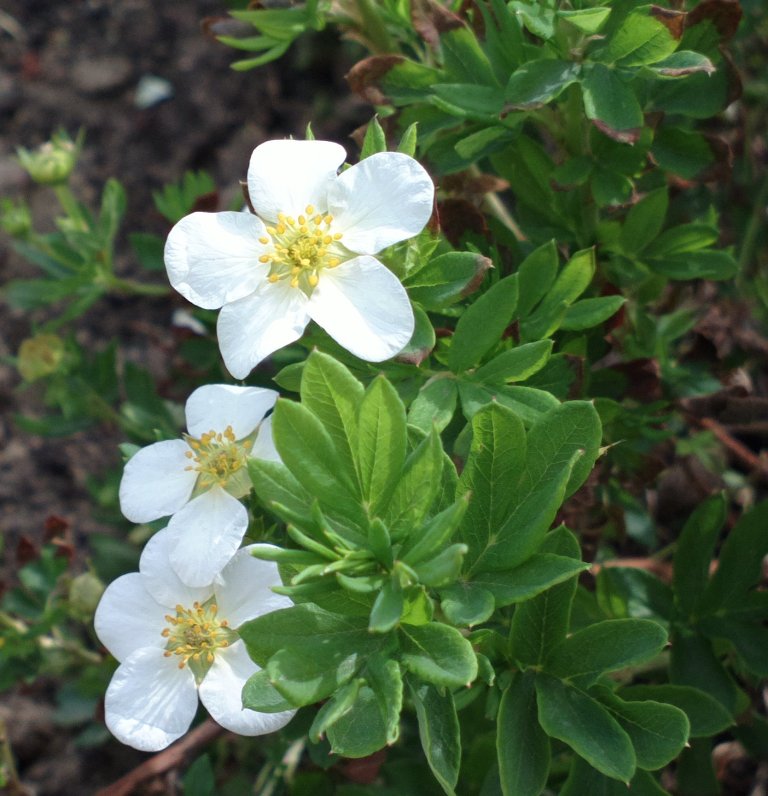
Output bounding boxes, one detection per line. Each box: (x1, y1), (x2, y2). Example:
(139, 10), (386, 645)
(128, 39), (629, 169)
(248, 415), (280, 463)
(167, 487), (249, 588)
(185, 384), (278, 440)
(247, 139), (346, 223)
(199, 642), (296, 735)
(165, 211), (270, 310)
(214, 544), (293, 628)
(105, 647), (199, 752)
(139, 525), (212, 607)
(94, 573), (168, 661)
(217, 279), (310, 379)
(308, 255), (415, 361)
(327, 152), (434, 254)
(119, 440), (197, 523)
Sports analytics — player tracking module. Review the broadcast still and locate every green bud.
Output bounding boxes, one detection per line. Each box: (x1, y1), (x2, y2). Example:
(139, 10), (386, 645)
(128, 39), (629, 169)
(0, 198), (32, 238)
(68, 572), (105, 621)
(17, 333), (66, 381)
(16, 130), (82, 185)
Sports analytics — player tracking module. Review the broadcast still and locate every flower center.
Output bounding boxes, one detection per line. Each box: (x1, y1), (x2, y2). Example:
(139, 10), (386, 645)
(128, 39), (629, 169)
(258, 205), (344, 293)
(162, 598), (237, 681)
(184, 425), (252, 493)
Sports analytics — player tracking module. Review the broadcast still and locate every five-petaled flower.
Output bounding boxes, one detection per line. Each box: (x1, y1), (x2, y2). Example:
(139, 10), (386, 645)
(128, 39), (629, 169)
(164, 139), (434, 378)
(94, 528), (295, 751)
(119, 383), (279, 587)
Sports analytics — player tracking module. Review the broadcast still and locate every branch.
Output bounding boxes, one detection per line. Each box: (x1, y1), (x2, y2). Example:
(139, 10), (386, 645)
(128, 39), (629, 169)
(95, 719), (225, 796)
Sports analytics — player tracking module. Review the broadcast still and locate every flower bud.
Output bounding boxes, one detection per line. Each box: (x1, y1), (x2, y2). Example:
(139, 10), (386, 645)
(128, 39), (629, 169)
(16, 130), (81, 185)
(0, 198), (32, 238)
(68, 572), (105, 622)
(17, 333), (66, 382)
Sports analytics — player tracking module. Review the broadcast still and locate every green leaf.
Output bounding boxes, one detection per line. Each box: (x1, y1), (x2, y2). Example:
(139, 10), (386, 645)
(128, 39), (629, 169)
(545, 619), (667, 687)
(497, 671), (550, 796)
(561, 759), (669, 796)
(557, 7), (611, 34)
(242, 669), (299, 713)
(620, 188), (669, 254)
(402, 497), (469, 565)
(560, 296), (626, 331)
(399, 304), (435, 365)
(386, 428), (445, 537)
(440, 582), (495, 627)
(581, 64), (643, 142)
(535, 674), (636, 783)
(504, 59), (581, 110)
(309, 678), (363, 741)
(698, 616), (768, 676)
(619, 684), (733, 738)
(267, 628), (390, 706)
(595, 688), (689, 771)
(326, 685), (389, 758)
(521, 248), (596, 341)
(369, 580), (405, 633)
(183, 755), (216, 796)
(239, 604), (368, 666)
(700, 501), (768, 613)
(412, 544), (467, 588)
(98, 178), (127, 244)
(644, 222), (718, 257)
(399, 623), (478, 688)
(397, 122), (418, 156)
(670, 629), (743, 714)
(357, 376), (407, 515)
(474, 340), (553, 383)
(458, 382), (559, 427)
(647, 50), (715, 77)
(365, 655), (403, 744)
(516, 240), (558, 319)
(673, 493), (726, 618)
(248, 458), (314, 527)
(596, 567), (674, 622)
(360, 116), (387, 159)
(408, 377), (458, 433)
(509, 527), (581, 666)
(431, 83), (506, 117)
(519, 399), (601, 502)
(409, 680), (461, 796)
(457, 403), (526, 570)
(440, 26), (499, 85)
(592, 12), (676, 66)
(647, 250), (738, 280)
(474, 553), (589, 607)
(406, 251), (492, 310)
(448, 275), (519, 372)
(301, 351), (363, 484)
(272, 398), (364, 524)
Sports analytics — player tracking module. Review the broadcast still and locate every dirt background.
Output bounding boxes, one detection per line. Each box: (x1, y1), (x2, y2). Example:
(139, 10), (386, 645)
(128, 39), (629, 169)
(0, 2), (368, 793)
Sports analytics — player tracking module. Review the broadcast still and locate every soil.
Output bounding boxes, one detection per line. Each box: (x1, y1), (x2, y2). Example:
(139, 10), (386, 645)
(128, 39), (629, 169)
(0, 2), (368, 793)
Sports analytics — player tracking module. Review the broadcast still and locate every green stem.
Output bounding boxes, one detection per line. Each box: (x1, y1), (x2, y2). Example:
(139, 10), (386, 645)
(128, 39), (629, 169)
(52, 184), (88, 230)
(0, 718), (30, 796)
(106, 275), (169, 297)
(737, 170), (768, 279)
(354, 0), (395, 53)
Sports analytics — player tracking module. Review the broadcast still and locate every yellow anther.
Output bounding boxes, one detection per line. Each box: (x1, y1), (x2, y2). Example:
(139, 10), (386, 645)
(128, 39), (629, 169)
(276, 224), (286, 234)
(324, 214), (333, 225)
(308, 273), (319, 287)
(323, 235), (332, 245)
(266, 226), (276, 235)
(298, 215), (306, 225)
(333, 232), (343, 240)
(258, 236), (269, 245)
(259, 255), (270, 263)
(305, 204), (315, 215)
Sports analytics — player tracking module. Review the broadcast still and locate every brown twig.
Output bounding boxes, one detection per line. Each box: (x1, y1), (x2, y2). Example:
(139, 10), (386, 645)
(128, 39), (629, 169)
(590, 557), (674, 583)
(95, 719), (225, 796)
(691, 415), (768, 483)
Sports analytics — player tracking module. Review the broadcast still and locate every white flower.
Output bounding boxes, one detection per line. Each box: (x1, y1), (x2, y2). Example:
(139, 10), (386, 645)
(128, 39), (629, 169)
(95, 528), (295, 752)
(164, 139), (434, 378)
(119, 383), (279, 587)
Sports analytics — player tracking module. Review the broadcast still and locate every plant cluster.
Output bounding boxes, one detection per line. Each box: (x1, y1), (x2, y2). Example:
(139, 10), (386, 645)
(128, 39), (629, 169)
(2, 1), (767, 794)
